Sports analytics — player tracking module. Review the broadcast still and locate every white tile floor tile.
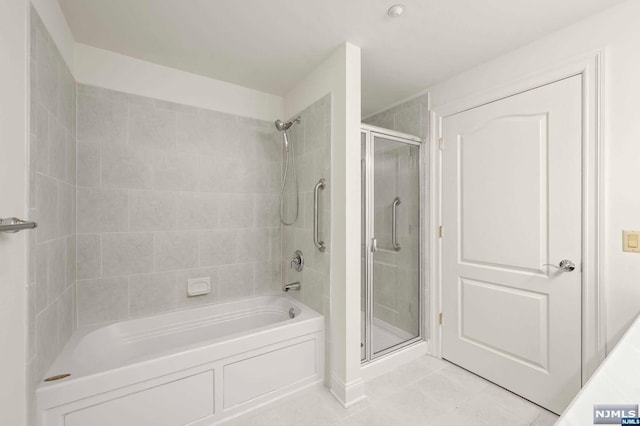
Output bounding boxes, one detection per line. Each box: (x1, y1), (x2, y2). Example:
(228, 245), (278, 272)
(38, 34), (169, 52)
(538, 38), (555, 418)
(225, 356), (558, 426)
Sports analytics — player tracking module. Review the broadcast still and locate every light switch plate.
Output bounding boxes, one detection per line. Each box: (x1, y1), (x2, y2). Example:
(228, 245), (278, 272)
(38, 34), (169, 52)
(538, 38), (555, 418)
(622, 230), (640, 253)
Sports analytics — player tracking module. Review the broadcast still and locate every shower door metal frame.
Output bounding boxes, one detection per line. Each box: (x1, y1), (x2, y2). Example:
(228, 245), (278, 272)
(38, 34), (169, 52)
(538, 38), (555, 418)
(361, 125), (424, 364)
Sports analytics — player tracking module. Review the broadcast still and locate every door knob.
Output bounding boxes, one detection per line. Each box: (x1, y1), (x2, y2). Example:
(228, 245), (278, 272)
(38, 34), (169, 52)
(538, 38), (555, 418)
(543, 260), (576, 272)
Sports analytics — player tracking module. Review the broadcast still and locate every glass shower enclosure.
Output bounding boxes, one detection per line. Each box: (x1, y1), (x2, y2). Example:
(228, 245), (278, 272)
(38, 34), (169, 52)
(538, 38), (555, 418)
(361, 125), (422, 362)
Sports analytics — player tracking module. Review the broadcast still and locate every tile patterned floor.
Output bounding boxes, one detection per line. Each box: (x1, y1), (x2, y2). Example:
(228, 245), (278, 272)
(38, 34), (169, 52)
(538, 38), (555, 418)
(226, 356), (558, 426)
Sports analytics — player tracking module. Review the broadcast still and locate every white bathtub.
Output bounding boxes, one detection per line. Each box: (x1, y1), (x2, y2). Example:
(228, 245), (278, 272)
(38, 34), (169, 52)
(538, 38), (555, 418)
(37, 295), (324, 426)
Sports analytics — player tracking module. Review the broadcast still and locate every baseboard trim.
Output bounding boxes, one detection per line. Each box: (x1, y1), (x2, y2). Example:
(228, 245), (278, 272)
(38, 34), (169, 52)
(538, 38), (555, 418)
(329, 373), (366, 408)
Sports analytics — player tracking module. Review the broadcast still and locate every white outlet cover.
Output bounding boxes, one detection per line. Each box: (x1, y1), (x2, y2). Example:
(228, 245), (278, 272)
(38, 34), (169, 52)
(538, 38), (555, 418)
(187, 277), (211, 297)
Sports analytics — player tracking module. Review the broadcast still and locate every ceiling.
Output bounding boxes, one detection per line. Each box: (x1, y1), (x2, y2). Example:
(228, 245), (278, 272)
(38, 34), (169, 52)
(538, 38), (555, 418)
(58, 0), (625, 116)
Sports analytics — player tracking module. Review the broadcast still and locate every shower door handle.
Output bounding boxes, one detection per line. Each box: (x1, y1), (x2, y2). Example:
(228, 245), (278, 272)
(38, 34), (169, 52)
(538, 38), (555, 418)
(392, 197), (401, 251)
(313, 178), (326, 252)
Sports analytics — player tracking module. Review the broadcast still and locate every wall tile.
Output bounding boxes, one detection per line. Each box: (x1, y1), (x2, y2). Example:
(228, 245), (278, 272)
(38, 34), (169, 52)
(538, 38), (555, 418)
(77, 141), (100, 187)
(129, 104), (176, 150)
(237, 117), (279, 163)
(236, 159), (261, 193)
(29, 9), (78, 423)
(28, 223), (37, 285)
(394, 100), (422, 137)
(218, 194), (254, 228)
(101, 143), (154, 190)
(102, 233), (154, 277)
(254, 194), (279, 227)
(58, 181), (74, 237)
(197, 153), (239, 193)
(66, 235), (76, 285)
(35, 243), (48, 313)
(77, 234), (101, 280)
(154, 231), (198, 272)
(78, 84), (153, 107)
(65, 132), (76, 185)
(77, 278), (129, 325)
(365, 108), (394, 130)
(304, 102), (326, 152)
(254, 261), (281, 294)
(154, 151), (198, 191)
(35, 104), (49, 174)
(47, 238), (66, 302)
(35, 303), (58, 381)
(77, 188), (128, 233)
(237, 228), (270, 262)
(176, 109), (237, 154)
(26, 286), (37, 361)
(280, 95), (331, 340)
(199, 230), (237, 266)
(129, 191), (176, 231)
(176, 193), (218, 230)
(35, 173), (58, 242)
(129, 272), (178, 317)
(29, 136), (37, 209)
(56, 285), (75, 352)
(77, 92), (127, 145)
(219, 264), (254, 299)
(75, 85), (285, 327)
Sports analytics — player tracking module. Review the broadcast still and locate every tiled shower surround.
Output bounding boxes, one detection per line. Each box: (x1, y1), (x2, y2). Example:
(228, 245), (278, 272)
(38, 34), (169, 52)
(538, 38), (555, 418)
(75, 84), (283, 325)
(281, 95), (332, 381)
(282, 95), (331, 314)
(27, 8), (78, 425)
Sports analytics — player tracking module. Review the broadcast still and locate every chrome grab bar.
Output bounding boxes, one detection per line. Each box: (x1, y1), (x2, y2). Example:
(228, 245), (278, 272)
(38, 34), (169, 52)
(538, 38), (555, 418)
(313, 178), (326, 252)
(392, 197), (401, 251)
(0, 217), (37, 233)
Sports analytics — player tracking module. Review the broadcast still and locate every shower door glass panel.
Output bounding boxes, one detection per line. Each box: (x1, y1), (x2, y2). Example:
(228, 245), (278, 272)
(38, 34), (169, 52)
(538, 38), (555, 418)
(371, 134), (420, 356)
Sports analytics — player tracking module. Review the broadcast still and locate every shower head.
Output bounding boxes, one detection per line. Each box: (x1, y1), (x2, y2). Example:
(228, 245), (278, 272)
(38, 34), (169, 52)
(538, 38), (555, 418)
(274, 119), (289, 132)
(274, 116), (301, 132)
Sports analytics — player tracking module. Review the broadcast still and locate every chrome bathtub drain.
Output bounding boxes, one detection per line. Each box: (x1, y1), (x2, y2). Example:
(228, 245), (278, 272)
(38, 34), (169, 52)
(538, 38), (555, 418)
(44, 373), (71, 382)
(289, 308), (296, 319)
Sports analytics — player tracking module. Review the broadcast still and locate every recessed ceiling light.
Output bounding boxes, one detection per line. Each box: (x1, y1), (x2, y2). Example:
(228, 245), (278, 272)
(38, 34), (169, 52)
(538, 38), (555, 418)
(387, 4), (406, 18)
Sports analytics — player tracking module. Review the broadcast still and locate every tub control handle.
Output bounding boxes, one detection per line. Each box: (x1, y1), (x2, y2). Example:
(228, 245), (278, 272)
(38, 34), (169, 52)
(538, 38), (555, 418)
(291, 250), (304, 272)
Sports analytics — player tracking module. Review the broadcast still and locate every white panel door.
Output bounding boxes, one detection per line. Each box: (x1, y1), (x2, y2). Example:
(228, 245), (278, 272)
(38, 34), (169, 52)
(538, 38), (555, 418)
(441, 76), (582, 414)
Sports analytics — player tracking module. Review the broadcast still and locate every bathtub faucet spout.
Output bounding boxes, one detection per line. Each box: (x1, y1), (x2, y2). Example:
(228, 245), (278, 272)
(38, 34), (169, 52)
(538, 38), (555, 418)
(283, 282), (301, 292)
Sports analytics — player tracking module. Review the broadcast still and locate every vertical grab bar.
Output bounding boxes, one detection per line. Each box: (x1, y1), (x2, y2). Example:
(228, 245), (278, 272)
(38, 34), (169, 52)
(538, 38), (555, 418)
(314, 178), (327, 252)
(392, 197), (401, 251)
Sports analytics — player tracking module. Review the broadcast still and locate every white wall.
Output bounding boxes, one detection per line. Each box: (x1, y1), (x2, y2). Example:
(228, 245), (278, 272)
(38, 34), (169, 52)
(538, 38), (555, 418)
(29, 1), (283, 122)
(429, 0), (640, 351)
(0, 0), (29, 424)
(284, 42), (363, 406)
(75, 44), (283, 122)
